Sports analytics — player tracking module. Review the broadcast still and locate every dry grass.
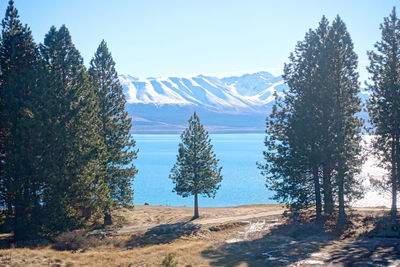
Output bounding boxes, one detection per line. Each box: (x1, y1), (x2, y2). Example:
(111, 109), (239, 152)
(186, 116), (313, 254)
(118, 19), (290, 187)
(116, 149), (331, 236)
(1, 205), (400, 266)
(2, 240), (218, 266)
(1, 204), (282, 267)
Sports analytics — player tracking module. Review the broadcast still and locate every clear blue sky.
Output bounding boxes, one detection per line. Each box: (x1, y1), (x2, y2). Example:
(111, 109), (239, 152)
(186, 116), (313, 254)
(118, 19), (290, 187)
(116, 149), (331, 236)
(1, 0), (398, 82)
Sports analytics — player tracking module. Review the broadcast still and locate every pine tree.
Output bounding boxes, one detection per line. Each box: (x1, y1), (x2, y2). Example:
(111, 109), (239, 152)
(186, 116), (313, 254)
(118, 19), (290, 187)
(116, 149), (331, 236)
(170, 112), (222, 218)
(315, 17), (336, 215)
(88, 40), (137, 224)
(328, 16), (363, 225)
(367, 7), (400, 220)
(40, 25), (109, 233)
(259, 16), (363, 224)
(260, 20), (335, 220)
(260, 25), (325, 220)
(0, 0), (45, 239)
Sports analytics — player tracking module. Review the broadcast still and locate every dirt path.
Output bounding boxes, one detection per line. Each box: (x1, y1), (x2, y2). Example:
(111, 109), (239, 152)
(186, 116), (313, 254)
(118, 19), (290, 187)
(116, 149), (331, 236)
(107, 204), (286, 235)
(114, 208), (284, 235)
(96, 205), (387, 237)
(195, 209), (284, 225)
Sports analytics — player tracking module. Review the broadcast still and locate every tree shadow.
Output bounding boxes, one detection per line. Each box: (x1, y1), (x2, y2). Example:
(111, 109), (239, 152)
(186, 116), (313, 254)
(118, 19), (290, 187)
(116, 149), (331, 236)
(327, 216), (400, 266)
(327, 238), (400, 266)
(202, 213), (400, 266)
(123, 221), (201, 248)
(202, 220), (333, 266)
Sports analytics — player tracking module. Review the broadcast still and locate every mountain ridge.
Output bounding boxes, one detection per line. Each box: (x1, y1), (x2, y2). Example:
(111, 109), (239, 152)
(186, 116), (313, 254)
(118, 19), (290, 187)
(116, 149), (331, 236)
(120, 71), (286, 133)
(120, 71), (369, 134)
(119, 71), (286, 113)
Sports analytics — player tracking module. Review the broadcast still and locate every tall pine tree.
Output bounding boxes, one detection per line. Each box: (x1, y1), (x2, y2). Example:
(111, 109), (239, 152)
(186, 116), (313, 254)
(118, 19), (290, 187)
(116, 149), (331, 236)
(170, 112), (222, 219)
(40, 25), (109, 233)
(88, 40), (137, 224)
(259, 16), (363, 225)
(260, 25), (325, 220)
(328, 16), (363, 225)
(367, 7), (400, 220)
(0, 0), (45, 240)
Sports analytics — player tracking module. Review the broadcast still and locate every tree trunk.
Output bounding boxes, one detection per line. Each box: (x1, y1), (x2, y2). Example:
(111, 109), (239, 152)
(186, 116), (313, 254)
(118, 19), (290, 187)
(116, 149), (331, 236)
(391, 175), (397, 220)
(83, 207), (92, 220)
(337, 164), (346, 227)
(312, 166), (322, 222)
(397, 133), (400, 219)
(14, 181), (33, 241)
(391, 135), (397, 220)
(104, 212), (112, 226)
(322, 163), (334, 214)
(193, 193), (199, 219)
(336, 110), (346, 228)
(6, 193), (13, 217)
(13, 198), (27, 241)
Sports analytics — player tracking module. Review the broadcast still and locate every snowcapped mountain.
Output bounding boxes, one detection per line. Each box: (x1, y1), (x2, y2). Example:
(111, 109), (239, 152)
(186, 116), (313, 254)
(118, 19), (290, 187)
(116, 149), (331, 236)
(119, 71), (370, 133)
(120, 72), (286, 113)
(119, 71), (287, 133)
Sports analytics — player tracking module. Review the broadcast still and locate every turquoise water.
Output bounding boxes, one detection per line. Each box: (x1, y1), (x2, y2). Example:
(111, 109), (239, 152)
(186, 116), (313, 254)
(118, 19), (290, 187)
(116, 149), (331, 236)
(132, 134), (275, 207)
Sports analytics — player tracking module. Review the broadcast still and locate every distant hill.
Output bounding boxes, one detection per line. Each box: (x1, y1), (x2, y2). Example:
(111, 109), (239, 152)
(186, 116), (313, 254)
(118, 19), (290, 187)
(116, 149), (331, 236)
(120, 71), (287, 133)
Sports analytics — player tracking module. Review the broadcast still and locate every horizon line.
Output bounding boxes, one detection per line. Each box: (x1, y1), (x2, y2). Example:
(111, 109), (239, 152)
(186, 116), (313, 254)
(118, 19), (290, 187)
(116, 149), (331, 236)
(119, 68), (283, 80)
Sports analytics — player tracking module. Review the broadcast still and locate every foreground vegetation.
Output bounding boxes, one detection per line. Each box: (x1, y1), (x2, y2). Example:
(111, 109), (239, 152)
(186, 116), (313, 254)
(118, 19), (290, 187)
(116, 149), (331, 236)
(1, 204), (399, 266)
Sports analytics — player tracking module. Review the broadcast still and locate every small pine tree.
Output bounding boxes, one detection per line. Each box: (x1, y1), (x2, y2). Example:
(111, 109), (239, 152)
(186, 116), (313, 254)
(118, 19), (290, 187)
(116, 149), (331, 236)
(170, 112), (222, 219)
(88, 40), (137, 224)
(162, 253), (178, 267)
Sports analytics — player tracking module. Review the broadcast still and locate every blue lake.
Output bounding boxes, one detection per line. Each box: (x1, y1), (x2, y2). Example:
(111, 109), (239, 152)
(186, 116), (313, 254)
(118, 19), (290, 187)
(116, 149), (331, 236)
(132, 134), (276, 207)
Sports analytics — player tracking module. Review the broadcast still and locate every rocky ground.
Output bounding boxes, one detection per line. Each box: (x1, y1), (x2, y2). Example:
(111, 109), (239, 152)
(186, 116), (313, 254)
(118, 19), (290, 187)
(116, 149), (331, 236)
(1, 204), (400, 266)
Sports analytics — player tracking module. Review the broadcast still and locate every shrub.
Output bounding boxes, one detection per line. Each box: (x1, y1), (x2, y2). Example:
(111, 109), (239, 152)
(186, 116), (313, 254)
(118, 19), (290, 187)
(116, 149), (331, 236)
(52, 231), (114, 251)
(162, 253), (178, 267)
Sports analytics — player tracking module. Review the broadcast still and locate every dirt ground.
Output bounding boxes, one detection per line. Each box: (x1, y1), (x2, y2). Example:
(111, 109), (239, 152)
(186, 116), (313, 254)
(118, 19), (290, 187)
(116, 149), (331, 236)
(1, 204), (400, 266)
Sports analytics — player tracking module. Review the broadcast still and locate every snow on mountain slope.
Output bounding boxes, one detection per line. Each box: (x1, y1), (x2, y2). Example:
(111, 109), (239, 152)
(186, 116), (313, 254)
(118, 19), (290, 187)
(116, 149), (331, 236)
(119, 72), (370, 133)
(119, 71), (286, 114)
(221, 71), (281, 96)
